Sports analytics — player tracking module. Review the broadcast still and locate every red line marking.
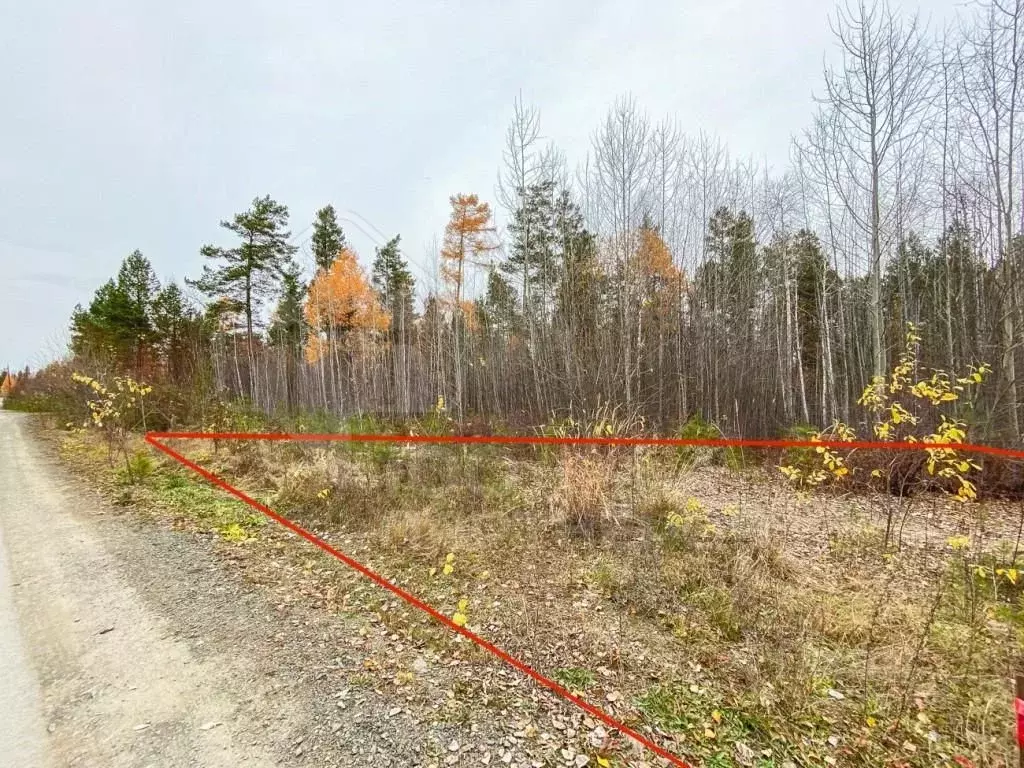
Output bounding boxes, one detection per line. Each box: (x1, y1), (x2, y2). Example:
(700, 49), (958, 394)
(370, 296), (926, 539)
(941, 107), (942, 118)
(145, 430), (1024, 767)
(146, 431), (1024, 459)
(145, 433), (694, 767)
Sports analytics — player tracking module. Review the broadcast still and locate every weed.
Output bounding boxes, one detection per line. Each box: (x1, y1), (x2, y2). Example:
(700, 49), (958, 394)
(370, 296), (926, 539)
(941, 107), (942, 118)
(691, 586), (743, 640)
(828, 521), (886, 561)
(116, 450), (156, 485)
(674, 415), (743, 469)
(219, 522), (250, 542)
(384, 509), (450, 562)
(554, 667), (595, 692)
(588, 559), (622, 595)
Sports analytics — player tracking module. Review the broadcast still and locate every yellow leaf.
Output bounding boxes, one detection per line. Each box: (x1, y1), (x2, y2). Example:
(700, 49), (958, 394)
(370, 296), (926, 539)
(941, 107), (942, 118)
(452, 612), (467, 627)
(703, 727), (716, 739)
(442, 563), (454, 575)
(597, 758), (611, 768)
(711, 710), (722, 723)
(866, 716), (877, 728)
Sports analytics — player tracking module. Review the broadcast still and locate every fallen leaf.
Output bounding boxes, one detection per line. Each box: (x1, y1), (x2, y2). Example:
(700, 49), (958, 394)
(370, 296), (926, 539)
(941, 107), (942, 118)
(734, 741), (755, 766)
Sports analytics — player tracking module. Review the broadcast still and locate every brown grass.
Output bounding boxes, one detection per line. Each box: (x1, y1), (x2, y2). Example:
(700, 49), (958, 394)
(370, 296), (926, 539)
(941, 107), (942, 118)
(71, 428), (1024, 767)
(548, 451), (621, 536)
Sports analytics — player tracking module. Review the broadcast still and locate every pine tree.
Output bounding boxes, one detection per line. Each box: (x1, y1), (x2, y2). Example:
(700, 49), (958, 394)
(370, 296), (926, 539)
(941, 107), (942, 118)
(371, 235), (416, 343)
(554, 192), (600, 337)
(189, 196), (298, 366)
(503, 181), (559, 317)
(70, 250), (160, 375)
(269, 268), (307, 349)
(117, 250), (160, 372)
(152, 282), (200, 383)
(312, 205), (347, 272)
(269, 267), (307, 412)
(481, 268), (517, 333)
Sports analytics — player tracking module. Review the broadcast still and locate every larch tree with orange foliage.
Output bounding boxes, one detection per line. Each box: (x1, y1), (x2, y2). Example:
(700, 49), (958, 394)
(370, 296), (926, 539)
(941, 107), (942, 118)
(440, 194), (498, 307)
(634, 222), (684, 305)
(0, 372), (17, 397)
(303, 247), (389, 364)
(633, 220), (685, 417)
(439, 194), (497, 418)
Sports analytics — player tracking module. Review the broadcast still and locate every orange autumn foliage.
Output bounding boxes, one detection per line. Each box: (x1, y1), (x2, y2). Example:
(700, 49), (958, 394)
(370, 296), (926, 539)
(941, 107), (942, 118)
(458, 300), (480, 332)
(634, 228), (684, 290)
(304, 248), (389, 362)
(0, 373), (16, 397)
(440, 194), (497, 304)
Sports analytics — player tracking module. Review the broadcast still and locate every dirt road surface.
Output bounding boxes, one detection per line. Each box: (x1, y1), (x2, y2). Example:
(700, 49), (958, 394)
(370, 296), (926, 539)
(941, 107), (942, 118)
(0, 411), (446, 767)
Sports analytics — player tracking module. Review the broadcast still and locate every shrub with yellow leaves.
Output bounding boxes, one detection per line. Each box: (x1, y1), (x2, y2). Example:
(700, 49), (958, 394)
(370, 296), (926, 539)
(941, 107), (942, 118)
(71, 371), (154, 482)
(779, 323), (990, 503)
(778, 422), (855, 489)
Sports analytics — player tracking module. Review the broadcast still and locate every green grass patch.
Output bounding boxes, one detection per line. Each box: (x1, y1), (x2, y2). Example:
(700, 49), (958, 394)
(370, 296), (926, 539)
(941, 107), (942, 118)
(554, 667), (595, 691)
(154, 469), (266, 540)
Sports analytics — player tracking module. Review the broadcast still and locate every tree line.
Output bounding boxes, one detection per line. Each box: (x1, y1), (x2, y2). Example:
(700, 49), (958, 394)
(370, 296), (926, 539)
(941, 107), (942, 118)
(52, 0), (1024, 443)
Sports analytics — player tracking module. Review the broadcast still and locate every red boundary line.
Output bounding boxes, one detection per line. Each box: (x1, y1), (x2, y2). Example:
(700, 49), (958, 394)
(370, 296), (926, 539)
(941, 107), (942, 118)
(145, 431), (1024, 768)
(147, 432), (1024, 459)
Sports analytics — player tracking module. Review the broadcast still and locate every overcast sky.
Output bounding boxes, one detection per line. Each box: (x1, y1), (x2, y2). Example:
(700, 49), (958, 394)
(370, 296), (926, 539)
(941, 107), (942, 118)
(0, 0), (963, 371)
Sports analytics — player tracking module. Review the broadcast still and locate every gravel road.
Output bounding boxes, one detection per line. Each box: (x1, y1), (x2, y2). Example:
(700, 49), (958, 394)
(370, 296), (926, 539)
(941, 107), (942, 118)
(0, 411), (445, 767)
(0, 410), (302, 767)
(0, 410), (631, 768)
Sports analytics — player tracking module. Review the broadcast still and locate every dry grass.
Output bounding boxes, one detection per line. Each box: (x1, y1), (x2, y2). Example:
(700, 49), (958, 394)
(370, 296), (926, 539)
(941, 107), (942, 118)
(548, 451), (621, 536)
(77, 429), (1024, 768)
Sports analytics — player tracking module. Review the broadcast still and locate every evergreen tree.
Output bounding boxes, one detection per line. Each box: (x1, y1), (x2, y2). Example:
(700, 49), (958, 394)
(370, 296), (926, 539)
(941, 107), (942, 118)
(312, 205), (347, 272)
(553, 193), (601, 337)
(503, 180), (559, 316)
(189, 196), (298, 360)
(152, 282), (200, 382)
(269, 267), (307, 412)
(371, 235), (416, 343)
(702, 207), (759, 330)
(269, 268), (307, 350)
(70, 250), (159, 374)
(789, 229), (836, 401)
(480, 268), (518, 333)
(117, 250), (160, 370)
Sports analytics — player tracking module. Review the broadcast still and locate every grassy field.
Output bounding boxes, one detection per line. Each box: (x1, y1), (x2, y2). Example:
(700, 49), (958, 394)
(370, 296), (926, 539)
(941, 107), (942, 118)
(55, 422), (1023, 767)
